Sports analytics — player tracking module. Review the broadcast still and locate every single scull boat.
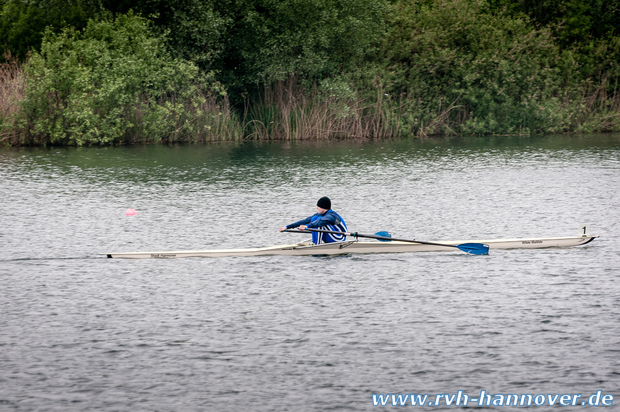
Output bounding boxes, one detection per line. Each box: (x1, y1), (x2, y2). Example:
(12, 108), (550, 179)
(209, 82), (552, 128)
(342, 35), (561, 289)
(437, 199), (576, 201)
(107, 226), (597, 259)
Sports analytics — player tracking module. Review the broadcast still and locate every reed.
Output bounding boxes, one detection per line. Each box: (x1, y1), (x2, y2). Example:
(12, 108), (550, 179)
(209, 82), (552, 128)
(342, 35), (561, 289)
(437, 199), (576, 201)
(123, 92), (243, 144)
(184, 94), (244, 142)
(0, 53), (25, 145)
(576, 76), (620, 132)
(243, 75), (399, 140)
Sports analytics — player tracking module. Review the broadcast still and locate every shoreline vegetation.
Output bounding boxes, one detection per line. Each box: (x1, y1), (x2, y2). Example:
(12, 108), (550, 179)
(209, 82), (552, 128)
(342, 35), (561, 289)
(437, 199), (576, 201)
(0, 0), (619, 146)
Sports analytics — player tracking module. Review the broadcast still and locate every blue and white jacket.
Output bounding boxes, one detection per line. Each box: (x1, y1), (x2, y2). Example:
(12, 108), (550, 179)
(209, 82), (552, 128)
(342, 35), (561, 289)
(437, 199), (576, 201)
(286, 210), (347, 244)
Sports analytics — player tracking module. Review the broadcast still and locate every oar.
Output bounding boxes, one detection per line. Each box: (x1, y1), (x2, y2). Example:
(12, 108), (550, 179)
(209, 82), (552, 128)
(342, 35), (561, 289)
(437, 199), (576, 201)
(283, 228), (489, 255)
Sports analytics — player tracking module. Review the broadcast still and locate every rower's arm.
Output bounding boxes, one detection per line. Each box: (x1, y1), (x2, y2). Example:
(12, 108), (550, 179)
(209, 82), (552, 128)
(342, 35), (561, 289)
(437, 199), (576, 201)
(286, 215), (313, 229)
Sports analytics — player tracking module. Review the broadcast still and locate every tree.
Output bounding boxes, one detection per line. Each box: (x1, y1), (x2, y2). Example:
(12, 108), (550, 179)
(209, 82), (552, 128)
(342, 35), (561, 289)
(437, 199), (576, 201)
(212, 0), (386, 103)
(0, 0), (95, 61)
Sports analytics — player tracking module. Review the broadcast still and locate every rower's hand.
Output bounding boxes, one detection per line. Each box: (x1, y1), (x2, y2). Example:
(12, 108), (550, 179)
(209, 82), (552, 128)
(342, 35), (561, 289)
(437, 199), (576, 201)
(279, 226), (287, 232)
(298, 225), (308, 231)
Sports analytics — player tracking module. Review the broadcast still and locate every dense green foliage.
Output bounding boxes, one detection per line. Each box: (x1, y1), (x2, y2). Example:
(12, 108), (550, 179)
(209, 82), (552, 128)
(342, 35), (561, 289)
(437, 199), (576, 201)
(0, 0), (94, 61)
(486, 0), (620, 44)
(1, 0), (385, 100)
(0, 0), (618, 145)
(213, 0), (385, 98)
(383, 0), (572, 135)
(17, 13), (234, 145)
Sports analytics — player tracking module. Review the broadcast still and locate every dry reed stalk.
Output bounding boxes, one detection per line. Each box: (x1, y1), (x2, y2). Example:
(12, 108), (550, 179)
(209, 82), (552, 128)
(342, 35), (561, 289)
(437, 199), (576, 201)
(572, 75), (620, 132)
(424, 95), (463, 136)
(0, 53), (25, 144)
(247, 74), (398, 140)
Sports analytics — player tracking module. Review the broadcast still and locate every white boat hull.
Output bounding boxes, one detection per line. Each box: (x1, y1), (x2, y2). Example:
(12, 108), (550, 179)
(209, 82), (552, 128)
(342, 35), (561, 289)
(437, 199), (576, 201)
(107, 235), (597, 259)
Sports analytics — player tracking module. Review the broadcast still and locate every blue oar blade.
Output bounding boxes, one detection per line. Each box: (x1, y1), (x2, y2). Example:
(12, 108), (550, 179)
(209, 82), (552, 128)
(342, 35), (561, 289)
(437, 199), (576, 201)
(374, 231), (392, 242)
(456, 243), (489, 255)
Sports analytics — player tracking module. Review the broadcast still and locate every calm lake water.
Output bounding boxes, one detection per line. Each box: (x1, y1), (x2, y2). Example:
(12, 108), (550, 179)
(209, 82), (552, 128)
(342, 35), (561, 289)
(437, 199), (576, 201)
(1, 134), (619, 411)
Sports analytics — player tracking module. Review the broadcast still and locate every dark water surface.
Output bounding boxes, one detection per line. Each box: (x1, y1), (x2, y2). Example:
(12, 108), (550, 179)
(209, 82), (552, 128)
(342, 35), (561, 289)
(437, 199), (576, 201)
(1, 134), (619, 411)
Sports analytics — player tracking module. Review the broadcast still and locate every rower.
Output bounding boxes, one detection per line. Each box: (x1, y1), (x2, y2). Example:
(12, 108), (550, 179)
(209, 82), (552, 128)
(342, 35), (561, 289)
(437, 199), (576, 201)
(279, 196), (348, 244)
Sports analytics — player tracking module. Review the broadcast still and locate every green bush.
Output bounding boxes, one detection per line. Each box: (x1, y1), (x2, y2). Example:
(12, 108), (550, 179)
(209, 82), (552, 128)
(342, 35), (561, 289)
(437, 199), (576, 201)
(381, 0), (581, 136)
(19, 12), (231, 145)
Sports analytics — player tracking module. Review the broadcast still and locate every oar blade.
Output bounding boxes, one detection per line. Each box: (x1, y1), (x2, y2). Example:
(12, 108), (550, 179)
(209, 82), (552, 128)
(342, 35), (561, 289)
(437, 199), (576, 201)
(456, 243), (489, 255)
(374, 231), (392, 241)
